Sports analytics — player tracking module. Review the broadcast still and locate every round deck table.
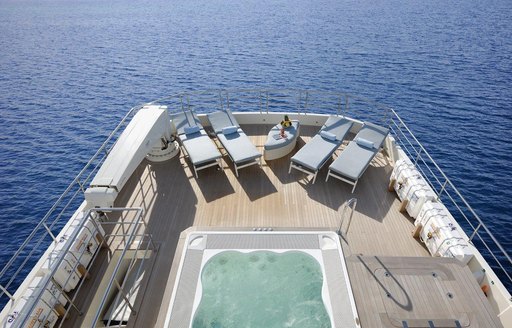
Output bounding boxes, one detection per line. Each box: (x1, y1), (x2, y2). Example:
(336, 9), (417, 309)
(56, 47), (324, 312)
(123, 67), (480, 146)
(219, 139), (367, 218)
(263, 120), (300, 161)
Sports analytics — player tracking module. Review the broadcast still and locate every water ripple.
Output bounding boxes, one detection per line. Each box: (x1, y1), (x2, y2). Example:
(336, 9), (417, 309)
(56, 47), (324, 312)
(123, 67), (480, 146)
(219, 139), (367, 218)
(0, 0), (511, 293)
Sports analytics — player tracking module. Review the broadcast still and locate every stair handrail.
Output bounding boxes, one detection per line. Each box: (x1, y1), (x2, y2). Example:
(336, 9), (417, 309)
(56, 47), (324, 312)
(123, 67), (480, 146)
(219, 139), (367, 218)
(337, 198), (357, 238)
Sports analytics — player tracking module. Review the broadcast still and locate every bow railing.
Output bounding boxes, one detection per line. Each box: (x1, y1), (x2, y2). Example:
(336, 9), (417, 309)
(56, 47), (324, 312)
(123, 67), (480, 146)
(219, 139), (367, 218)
(1, 89), (509, 315)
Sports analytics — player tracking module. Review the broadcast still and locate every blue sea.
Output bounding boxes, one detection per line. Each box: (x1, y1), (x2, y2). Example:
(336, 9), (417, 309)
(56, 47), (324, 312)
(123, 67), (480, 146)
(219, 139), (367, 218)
(0, 0), (511, 296)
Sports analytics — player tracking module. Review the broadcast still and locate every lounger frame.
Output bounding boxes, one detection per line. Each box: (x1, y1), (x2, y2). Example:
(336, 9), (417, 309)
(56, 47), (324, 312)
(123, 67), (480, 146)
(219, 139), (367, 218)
(178, 139), (223, 178)
(171, 111), (223, 178)
(288, 159), (324, 184)
(228, 156), (262, 178)
(325, 160), (364, 193)
(207, 110), (262, 178)
(288, 116), (353, 184)
(326, 122), (389, 193)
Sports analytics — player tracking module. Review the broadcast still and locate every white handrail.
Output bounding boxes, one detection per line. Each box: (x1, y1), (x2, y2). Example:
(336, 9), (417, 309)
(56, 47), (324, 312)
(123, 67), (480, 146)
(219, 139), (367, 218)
(337, 198), (358, 238)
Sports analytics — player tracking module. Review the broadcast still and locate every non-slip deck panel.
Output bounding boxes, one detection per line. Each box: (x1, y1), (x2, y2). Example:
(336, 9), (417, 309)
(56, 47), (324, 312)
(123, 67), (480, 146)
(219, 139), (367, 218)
(167, 250), (203, 328)
(346, 256), (504, 328)
(205, 233), (320, 249)
(323, 249), (358, 328)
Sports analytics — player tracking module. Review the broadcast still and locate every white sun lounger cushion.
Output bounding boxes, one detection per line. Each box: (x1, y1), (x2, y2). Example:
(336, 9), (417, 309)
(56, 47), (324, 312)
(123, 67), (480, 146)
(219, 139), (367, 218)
(356, 122), (389, 148)
(207, 110), (261, 165)
(291, 134), (340, 171)
(217, 131), (261, 163)
(290, 116), (353, 172)
(329, 141), (376, 180)
(184, 125), (200, 135)
(322, 115), (352, 140)
(327, 121), (389, 184)
(222, 125), (239, 135)
(207, 110), (240, 134)
(355, 137), (375, 149)
(320, 130), (337, 141)
(179, 130), (222, 165)
(171, 111), (203, 135)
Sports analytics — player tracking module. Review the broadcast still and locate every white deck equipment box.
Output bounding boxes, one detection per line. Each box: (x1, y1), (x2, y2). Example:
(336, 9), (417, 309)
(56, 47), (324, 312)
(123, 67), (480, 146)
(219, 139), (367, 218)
(394, 164), (437, 219)
(85, 105), (171, 208)
(404, 179), (437, 218)
(84, 187), (117, 209)
(390, 157), (418, 186)
(0, 276), (62, 328)
(418, 201), (474, 264)
(40, 211), (104, 292)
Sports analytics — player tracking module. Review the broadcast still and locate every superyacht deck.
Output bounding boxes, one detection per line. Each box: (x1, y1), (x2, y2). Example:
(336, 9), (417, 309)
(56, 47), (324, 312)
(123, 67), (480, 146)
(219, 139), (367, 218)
(63, 124), (501, 327)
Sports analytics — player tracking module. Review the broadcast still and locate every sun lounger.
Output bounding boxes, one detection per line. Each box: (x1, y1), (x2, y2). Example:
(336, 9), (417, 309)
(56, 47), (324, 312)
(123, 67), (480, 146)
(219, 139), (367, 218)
(326, 122), (389, 193)
(206, 109), (262, 177)
(170, 111), (223, 178)
(288, 116), (353, 183)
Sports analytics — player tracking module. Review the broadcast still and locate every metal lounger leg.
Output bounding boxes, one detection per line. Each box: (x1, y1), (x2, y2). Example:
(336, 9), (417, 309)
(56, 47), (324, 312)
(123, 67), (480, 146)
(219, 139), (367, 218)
(325, 170), (331, 182)
(351, 179), (358, 193)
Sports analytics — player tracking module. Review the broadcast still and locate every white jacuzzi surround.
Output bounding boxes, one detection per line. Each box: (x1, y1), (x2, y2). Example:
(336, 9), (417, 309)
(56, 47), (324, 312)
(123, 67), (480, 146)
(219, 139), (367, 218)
(163, 231), (360, 328)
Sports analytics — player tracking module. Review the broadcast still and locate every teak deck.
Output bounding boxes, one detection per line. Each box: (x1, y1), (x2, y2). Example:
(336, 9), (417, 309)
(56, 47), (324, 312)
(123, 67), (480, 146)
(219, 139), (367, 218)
(64, 124), (501, 327)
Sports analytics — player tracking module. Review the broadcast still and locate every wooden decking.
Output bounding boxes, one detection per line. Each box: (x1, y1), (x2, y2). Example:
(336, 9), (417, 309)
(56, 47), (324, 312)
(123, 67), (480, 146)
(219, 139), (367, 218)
(347, 255), (503, 327)
(65, 124), (500, 327)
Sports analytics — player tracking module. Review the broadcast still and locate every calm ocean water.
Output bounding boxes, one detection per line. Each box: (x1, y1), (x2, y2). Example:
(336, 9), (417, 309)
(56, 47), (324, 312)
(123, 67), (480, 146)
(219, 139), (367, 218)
(0, 0), (511, 294)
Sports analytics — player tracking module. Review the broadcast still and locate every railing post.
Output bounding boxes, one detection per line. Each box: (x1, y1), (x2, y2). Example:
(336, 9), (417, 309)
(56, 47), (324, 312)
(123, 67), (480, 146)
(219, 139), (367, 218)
(297, 91), (302, 115)
(304, 91), (309, 113)
(227, 91), (230, 111)
(345, 94), (349, 114)
(414, 148), (422, 165)
(42, 222), (58, 243)
(51, 277), (83, 315)
(0, 284), (14, 301)
(265, 91), (269, 114)
(113, 278), (138, 315)
(219, 90), (224, 110)
(469, 223), (482, 242)
(337, 198), (357, 237)
(259, 91), (262, 114)
(77, 178), (86, 193)
(385, 106), (392, 127)
(437, 180), (448, 200)
(337, 94), (342, 116)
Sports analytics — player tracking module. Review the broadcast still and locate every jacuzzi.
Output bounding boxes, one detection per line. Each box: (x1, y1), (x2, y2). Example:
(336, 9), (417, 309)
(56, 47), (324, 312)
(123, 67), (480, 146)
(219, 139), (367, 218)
(163, 231), (360, 328)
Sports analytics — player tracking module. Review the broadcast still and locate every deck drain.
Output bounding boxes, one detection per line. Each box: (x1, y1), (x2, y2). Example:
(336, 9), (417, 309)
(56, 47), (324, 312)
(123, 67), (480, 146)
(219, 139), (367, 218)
(447, 292), (453, 299)
(384, 272), (390, 277)
(432, 272), (438, 278)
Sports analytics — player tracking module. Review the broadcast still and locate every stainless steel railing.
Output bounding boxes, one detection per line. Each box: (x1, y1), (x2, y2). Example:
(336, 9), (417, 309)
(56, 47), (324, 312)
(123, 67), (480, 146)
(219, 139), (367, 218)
(337, 198), (357, 238)
(10, 206), (156, 328)
(153, 88), (510, 289)
(0, 104), (145, 309)
(1, 89), (510, 315)
(389, 108), (512, 285)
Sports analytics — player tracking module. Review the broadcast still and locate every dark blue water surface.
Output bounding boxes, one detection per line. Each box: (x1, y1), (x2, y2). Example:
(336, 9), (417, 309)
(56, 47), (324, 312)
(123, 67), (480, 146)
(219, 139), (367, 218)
(0, 0), (511, 292)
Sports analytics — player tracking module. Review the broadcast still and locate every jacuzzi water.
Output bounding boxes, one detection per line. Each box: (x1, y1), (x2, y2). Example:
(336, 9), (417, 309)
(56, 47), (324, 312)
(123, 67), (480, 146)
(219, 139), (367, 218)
(192, 251), (331, 328)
